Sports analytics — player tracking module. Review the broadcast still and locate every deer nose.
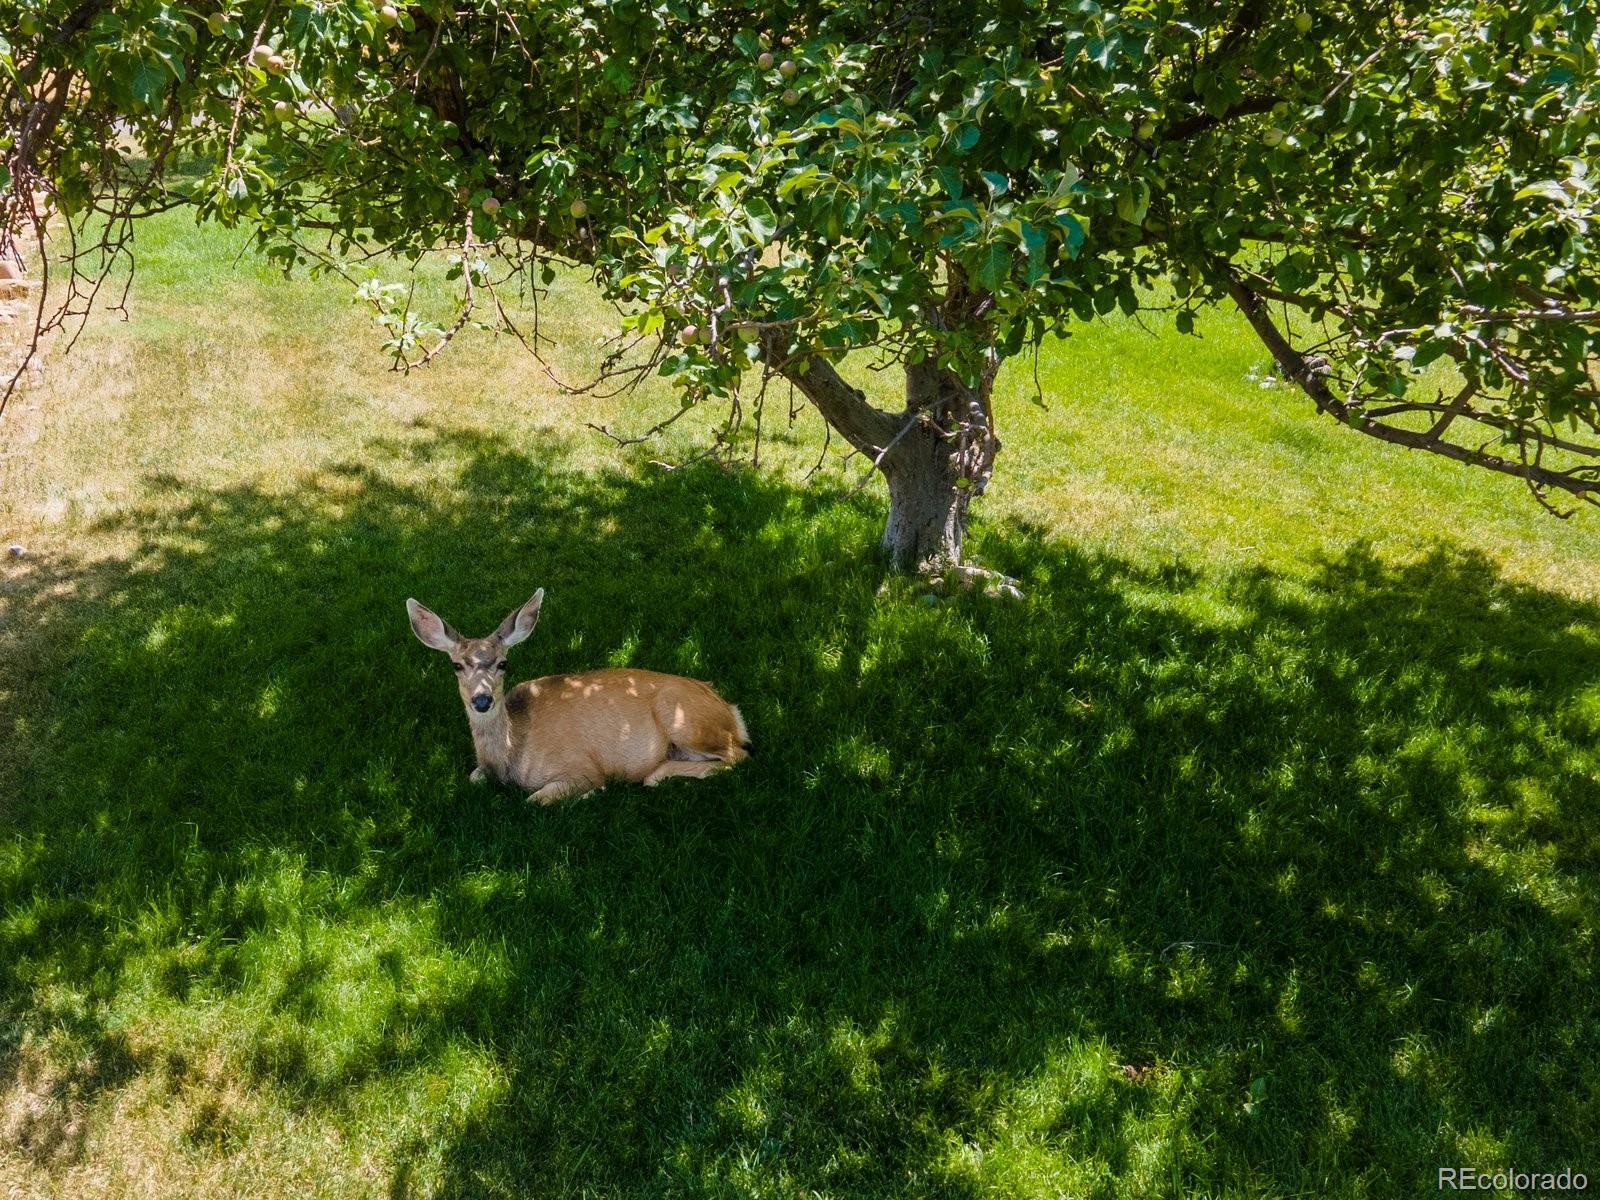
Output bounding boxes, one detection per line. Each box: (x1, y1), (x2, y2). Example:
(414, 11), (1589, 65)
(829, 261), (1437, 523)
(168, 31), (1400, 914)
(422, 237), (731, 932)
(471, 694), (493, 713)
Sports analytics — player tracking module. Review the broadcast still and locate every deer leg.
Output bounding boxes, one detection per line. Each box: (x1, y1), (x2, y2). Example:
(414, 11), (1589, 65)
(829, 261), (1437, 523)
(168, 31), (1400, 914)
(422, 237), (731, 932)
(643, 758), (728, 787)
(528, 778), (596, 805)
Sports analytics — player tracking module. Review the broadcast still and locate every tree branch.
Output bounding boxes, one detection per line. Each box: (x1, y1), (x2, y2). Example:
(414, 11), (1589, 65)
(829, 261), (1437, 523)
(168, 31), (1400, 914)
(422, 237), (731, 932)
(1220, 263), (1600, 503)
(761, 333), (898, 456)
(1163, 95), (1280, 143)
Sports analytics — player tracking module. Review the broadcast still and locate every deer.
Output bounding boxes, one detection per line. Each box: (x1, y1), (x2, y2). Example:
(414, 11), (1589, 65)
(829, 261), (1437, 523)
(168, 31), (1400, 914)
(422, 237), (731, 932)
(406, 589), (749, 804)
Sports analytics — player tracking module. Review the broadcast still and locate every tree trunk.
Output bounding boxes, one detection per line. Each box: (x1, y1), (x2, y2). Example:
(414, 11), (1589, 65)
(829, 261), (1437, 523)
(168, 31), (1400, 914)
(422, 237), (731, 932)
(879, 422), (966, 570)
(763, 330), (1000, 574)
(878, 360), (1000, 572)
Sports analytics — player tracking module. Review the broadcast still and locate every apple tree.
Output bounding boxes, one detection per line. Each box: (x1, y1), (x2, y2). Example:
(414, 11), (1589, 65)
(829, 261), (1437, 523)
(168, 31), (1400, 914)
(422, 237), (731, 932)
(3, 0), (1598, 569)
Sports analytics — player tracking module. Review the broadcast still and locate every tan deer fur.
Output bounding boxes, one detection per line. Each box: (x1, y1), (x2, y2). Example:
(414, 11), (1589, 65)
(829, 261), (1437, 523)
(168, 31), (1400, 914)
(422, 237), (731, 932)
(406, 589), (748, 804)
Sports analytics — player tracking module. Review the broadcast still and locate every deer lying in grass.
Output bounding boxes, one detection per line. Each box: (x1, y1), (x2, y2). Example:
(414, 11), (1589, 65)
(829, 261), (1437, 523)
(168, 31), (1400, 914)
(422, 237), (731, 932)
(406, 589), (749, 804)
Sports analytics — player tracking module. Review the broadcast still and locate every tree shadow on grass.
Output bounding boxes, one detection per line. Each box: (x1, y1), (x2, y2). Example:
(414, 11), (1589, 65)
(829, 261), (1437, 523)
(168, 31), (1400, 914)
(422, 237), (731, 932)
(0, 424), (1596, 1198)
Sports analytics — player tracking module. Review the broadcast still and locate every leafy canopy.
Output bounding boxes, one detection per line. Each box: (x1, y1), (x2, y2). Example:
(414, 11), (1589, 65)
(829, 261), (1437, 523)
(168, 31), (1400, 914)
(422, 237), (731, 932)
(3, 0), (1598, 503)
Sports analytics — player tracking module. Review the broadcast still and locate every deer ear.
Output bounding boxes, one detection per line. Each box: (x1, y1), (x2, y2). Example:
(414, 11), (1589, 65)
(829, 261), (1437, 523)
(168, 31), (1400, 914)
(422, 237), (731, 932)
(406, 598), (460, 652)
(496, 588), (544, 649)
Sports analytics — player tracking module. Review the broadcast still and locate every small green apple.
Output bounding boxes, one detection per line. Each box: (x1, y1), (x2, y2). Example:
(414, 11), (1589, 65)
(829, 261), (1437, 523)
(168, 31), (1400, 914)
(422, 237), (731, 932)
(273, 100), (293, 121)
(266, 53), (285, 73)
(1293, 12), (1313, 33)
(778, 59), (797, 78)
(1262, 127), (1286, 147)
(569, 198), (588, 219)
(379, 5), (400, 27)
(481, 196), (500, 214)
(781, 88), (799, 106)
(250, 43), (274, 69)
(206, 12), (226, 35)
(1137, 119), (1156, 140)
(679, 324), (700, 346)
(758, 52), (774, 70)
(735, 323), (760, 344)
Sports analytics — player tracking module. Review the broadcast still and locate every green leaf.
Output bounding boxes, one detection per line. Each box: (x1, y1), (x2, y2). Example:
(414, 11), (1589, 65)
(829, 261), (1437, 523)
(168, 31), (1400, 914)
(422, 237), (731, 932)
(130, 57), (167, 109)
(744, 197), (777, 243)
(972, 242), (1011, 292)
(935, 166), (964, 201)
(1019, 220), (1046, 283)
(1054, 212), (1086, 254)
(777, 166), (821, 199)
(1514, 180), (1568, 204)
(1114, 181), (1149, 226)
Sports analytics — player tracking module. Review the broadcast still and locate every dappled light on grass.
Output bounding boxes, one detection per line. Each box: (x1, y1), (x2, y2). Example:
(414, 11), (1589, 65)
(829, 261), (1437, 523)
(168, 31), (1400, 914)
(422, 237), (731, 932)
(1, 425), (1596, 1197)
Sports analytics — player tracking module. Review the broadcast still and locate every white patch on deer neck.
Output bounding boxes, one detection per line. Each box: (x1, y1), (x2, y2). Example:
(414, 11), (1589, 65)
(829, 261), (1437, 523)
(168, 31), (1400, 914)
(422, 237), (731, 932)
(468, 704), (512, 775)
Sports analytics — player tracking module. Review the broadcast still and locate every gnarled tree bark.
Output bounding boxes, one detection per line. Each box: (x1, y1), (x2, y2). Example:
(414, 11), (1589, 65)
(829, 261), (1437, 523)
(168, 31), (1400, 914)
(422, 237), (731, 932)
(763, 331), (1001, 573)
(878, 359), (1000, 571)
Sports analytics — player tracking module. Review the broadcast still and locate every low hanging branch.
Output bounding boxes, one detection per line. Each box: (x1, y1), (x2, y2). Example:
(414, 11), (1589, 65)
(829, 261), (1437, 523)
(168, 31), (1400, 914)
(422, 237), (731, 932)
(1219, 263), (1600, 514)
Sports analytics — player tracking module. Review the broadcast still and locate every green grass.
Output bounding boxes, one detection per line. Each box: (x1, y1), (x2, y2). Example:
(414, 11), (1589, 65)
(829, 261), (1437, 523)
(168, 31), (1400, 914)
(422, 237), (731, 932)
(1, 209), (1597, 1198)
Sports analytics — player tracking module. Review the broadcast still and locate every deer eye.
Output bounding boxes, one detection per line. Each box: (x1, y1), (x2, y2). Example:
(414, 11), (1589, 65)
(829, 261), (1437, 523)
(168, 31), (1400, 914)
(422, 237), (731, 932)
(496, 660), (508, 672)
(452, 662), (465, 673)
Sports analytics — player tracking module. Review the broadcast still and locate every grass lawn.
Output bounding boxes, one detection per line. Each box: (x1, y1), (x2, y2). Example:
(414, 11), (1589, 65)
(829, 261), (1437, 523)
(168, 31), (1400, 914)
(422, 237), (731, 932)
(1, 210), (1597, 1198)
